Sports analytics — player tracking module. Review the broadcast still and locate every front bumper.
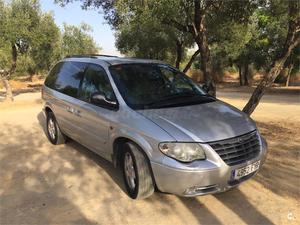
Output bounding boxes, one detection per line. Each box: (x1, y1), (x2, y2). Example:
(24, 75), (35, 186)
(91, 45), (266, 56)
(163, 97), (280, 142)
(151, 137), (268, 197)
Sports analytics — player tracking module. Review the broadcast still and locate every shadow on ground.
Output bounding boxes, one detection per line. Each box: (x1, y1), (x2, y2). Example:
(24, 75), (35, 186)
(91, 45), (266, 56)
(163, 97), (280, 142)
(1, 111), (295, 224)
(256, 121), (300, 199)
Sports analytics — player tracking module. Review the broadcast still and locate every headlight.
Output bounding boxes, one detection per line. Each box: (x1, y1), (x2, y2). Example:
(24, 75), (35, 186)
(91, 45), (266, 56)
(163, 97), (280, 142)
(158, 142), (206, 162)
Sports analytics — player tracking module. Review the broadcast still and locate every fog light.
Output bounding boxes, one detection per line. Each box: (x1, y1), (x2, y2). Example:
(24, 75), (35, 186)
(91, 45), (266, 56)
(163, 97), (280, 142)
(184, 185), (218, 196)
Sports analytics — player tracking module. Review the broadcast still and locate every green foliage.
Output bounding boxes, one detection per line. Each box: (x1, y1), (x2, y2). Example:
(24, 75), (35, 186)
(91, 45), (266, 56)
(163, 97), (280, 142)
(199, 0), (297, 84)
(1, 0), (298, 82)
(0, 0), (49, 76)
(61, 23), (100, 57)
(115, 10), (191, 64)
(53, 1), (261, 73)
(29, 12), (61, 74)
(6, 0), (40, 52)
(111, 0), (193, 64)
(0, 43), (11, 71)
(0, 0), (101, 78)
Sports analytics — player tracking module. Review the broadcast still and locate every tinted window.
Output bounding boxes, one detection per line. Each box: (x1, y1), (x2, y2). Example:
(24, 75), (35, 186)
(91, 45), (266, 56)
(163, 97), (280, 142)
(109, 64), (213, 109)
(44, 62), (63, 89)
(54, 61), (86, 98)
(79, 64), (116, 103)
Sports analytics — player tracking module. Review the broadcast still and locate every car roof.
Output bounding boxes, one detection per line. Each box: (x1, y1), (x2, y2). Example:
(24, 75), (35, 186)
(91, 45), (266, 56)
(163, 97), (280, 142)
(63, 54), (164, 66)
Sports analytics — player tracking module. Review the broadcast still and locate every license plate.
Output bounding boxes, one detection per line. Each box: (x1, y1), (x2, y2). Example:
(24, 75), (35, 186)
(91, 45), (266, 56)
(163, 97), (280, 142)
(233, 161), (260, 180)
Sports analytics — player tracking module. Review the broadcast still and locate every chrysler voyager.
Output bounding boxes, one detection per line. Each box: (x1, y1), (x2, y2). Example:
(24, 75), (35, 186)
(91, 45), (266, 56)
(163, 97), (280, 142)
(42, 55), (268, 199)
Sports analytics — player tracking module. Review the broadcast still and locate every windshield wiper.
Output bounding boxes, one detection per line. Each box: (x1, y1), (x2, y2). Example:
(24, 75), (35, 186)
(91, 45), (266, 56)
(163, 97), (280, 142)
(143, 92), (215, 109)
(145, 92), (201, 108)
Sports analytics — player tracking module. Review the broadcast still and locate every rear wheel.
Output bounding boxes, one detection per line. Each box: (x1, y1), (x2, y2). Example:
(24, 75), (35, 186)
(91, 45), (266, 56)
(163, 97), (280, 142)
(122, 142), (154, 199)
(46, 111), (66, 145)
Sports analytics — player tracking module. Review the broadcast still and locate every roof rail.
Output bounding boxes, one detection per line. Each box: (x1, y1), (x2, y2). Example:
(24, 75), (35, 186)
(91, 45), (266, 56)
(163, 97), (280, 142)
(64, 54), (119, 59)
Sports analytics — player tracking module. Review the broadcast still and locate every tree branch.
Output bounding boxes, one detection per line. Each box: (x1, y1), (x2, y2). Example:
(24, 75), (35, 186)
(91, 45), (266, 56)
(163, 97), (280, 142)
(194, 0), (201, 29)
(164, 19), (188, 32)
(242, 0), (300, 116)
(9, 43), (17, 77)
(183, 49), (201, 73)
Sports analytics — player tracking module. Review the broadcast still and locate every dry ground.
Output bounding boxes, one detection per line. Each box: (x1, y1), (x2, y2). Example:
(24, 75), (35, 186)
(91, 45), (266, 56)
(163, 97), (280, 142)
(0, 90), (299, 225)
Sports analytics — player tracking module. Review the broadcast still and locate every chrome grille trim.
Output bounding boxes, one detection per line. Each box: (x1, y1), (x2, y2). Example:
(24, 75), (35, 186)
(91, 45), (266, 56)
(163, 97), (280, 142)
(208, 131), (260, 166)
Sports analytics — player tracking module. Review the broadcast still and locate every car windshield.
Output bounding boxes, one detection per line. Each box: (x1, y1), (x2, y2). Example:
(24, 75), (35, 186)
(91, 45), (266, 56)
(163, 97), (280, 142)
(109, 63), (215, 110)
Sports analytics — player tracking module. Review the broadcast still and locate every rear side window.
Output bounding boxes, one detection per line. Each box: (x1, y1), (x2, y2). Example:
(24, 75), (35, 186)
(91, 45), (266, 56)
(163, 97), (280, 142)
(45, 61), (86, 98)
(44, 62), (63, 89)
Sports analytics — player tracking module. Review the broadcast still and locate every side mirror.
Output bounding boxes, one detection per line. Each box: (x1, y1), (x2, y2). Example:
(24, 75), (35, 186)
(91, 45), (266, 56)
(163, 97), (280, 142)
(91, 92), (117, 108)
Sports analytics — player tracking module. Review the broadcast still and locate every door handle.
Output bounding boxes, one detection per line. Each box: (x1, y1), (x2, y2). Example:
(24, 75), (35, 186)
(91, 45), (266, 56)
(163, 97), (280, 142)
(66, 106), (81, 117)
(66, 106), (73, 113)
(74, 109), (81, 117)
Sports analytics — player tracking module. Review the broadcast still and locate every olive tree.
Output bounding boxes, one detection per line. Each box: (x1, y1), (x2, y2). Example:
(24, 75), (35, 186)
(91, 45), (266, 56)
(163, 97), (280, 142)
(56, 0), (256, 96)
(0, 0), (40, 101)
(243, 0), (300, 115)
(61, 23), (100, 57)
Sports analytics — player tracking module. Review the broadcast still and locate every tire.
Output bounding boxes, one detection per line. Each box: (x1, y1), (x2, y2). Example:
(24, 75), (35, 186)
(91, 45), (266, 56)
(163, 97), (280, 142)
(46, 111), (66, 145)
(122, 142), (154, 199)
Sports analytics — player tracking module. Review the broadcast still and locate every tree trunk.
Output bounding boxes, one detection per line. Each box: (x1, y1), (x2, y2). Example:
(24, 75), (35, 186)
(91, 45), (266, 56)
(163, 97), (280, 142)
(238, 64), (243, 86)
(239, 63), (249, 86)
(243, 1), (300, 115)
(2, 78), (13, 102)
(10, 43), (17, 75)
(167, 0), (216, 96)
(197, 32), (216, 96)
(285, 63), (293, 87)
(30, 74), (34, 82)
(243, 37), (300, 115)
(183, 49), (200, 73)
(29, 71), (35, 82)
(1, 43), (18, 102)
(175, 40), (183, 69)
(243, 63), (249, 86)
(194, 12), (216, 96)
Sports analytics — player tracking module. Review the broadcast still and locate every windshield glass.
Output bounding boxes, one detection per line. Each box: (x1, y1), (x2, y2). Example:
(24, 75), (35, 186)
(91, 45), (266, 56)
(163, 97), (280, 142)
(109, 63), (215, 110)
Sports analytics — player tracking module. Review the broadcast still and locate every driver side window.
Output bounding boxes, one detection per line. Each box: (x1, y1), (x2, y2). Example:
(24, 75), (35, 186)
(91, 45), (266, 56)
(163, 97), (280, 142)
(79, 64), (116, 104)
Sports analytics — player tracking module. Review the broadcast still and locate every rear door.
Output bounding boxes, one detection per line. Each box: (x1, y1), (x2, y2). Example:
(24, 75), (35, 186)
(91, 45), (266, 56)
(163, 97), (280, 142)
(45, 61), (87, 140)
(76, 63), (118, 159)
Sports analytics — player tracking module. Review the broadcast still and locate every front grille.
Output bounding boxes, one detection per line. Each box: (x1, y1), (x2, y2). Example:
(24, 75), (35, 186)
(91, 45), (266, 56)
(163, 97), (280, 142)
(208, 131), (260, 166)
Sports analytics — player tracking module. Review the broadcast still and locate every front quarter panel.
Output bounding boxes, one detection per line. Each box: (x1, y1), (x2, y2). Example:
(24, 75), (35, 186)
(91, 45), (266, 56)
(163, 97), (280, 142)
(109, 107), (175, 164)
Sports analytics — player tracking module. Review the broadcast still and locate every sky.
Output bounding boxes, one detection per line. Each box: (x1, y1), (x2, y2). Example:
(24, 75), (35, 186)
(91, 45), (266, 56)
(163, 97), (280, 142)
(40, 1), (120, 56)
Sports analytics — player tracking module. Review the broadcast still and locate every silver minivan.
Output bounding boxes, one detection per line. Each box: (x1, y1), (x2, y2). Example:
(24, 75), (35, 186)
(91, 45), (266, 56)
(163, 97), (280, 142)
(42, 55), (268, 199)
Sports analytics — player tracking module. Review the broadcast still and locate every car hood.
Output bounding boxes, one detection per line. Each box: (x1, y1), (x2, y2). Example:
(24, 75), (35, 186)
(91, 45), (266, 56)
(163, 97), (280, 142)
(137, 100), (256, 142)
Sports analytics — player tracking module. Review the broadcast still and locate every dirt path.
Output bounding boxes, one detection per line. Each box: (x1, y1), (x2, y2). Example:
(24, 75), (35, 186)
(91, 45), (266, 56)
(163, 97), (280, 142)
(0, 92), (299, 225)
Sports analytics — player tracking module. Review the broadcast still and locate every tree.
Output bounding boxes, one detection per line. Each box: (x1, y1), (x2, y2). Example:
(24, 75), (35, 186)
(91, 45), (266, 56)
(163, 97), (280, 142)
(285, 47), (300, 87)
(56, 0), (257, 96)
(114, 4), (194, 68)
(61, 23), (100, 57)
(243, 0), (300, 115)
(208, 20), (255, 85)
(153, 0), (257, 96)
(0, 0), (40, 101)
(28, 12), (61, 79)
(0, 0), (102, 101)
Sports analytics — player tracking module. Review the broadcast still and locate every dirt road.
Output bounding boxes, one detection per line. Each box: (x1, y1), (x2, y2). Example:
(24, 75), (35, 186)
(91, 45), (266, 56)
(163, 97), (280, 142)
(0, 92), (299, 225)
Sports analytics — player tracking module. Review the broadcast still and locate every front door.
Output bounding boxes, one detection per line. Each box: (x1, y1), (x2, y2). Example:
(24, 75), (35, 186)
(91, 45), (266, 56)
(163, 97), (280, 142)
(76, 63), (118, 159)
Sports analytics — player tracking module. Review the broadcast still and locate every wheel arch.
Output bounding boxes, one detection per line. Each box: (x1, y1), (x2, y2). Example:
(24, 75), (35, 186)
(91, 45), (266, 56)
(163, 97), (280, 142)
(112, 136), (158, 189)
(44, 106), (53, 116)
(112, 136), (152, 167)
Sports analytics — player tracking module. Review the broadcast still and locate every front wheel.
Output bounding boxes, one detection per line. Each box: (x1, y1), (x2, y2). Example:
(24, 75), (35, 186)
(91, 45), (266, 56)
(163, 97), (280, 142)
(122, 142), (154, 199)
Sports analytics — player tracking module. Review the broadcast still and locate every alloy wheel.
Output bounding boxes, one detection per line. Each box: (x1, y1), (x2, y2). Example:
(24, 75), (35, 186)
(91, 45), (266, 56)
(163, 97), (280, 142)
(48, 118), (56, 140)
(124, 152), (136, 190)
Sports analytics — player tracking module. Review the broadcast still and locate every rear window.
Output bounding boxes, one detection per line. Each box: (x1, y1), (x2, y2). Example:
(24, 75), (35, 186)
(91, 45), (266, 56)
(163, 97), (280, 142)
(45, 61), (86, 98)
